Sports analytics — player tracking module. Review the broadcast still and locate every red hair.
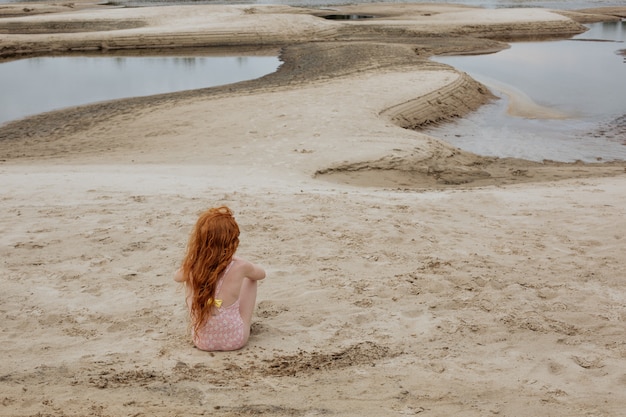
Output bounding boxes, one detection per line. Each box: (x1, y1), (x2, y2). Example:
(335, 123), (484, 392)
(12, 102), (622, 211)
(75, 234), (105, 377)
(181, 206), (240, 335)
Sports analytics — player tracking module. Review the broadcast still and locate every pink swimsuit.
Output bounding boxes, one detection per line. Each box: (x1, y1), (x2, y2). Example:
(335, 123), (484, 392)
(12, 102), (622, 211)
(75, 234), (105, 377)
(192, 262), (246, 351)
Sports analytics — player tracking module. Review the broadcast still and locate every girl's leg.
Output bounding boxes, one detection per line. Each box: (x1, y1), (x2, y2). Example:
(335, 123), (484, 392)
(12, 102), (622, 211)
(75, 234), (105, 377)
(238, 278), (258, 331)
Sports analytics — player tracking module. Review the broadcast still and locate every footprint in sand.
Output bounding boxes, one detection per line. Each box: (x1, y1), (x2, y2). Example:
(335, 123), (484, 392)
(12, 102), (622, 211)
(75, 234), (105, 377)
(256, 300), (289, 319)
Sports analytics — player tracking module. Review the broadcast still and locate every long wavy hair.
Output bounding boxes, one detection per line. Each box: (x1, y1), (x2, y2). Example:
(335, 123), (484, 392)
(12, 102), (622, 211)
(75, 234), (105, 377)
(181, 206), (240, 335)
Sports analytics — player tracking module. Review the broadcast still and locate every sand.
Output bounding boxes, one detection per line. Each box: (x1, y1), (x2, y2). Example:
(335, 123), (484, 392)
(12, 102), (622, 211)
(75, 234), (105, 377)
(1, 3), (626, 416)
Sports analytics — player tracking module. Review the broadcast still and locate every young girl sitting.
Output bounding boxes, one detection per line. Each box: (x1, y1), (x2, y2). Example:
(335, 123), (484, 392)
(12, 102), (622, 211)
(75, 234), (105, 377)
(174, 206), (266, 351)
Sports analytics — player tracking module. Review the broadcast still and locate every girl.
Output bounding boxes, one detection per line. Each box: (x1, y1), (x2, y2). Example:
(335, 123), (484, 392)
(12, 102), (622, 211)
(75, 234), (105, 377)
(174, 206), (266, 351)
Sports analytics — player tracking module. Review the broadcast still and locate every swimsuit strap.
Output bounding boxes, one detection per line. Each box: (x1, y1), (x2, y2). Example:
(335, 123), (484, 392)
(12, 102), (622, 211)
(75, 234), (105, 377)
(215, 260), (235, 294)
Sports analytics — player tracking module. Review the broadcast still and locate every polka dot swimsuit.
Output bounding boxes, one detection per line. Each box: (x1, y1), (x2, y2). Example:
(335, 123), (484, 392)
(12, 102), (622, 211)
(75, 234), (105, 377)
(192, 262), (246, 351)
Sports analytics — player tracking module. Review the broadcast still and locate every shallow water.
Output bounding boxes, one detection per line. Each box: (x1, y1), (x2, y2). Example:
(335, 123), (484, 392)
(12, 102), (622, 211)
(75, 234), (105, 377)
(2, 2), (624, 161)
(429, 22), (626, 162)
(0, 55), (280, 126)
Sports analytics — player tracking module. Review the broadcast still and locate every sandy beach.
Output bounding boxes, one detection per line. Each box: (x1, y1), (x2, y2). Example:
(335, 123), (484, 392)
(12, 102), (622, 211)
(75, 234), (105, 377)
(1, 2), (626, 416)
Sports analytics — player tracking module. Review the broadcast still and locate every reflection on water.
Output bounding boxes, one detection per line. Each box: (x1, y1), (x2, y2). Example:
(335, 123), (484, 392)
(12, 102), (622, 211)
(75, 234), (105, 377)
(581, 19), (626, 41)
(0, 55), (280, 125)
(429, 21), (626, 162)
(322, 14), (376, 20)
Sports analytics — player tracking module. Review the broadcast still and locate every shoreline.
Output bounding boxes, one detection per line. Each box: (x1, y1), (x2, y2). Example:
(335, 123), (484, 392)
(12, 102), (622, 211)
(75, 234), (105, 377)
(1, 3), (626, 417)
(1, 4), (625, 187)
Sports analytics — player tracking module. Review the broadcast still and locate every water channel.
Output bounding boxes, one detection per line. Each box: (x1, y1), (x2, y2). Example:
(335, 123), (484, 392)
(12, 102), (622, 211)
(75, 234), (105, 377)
(1, 15), (624, 161)
(430, 21), (626, 162)
(0, 55), (281, 126)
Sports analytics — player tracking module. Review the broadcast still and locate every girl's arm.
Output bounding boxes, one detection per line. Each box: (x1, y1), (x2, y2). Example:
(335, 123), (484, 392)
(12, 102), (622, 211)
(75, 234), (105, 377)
(234, 256), (266, 281)
(245, 261), (266, 281)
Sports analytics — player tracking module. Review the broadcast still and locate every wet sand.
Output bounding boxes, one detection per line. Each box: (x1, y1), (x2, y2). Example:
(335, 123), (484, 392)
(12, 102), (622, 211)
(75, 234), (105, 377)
(1, 3), (626, 416)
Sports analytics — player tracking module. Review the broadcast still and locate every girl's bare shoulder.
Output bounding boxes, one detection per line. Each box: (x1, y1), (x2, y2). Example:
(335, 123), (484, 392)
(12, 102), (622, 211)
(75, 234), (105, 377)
(232, 256), (265, 280)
